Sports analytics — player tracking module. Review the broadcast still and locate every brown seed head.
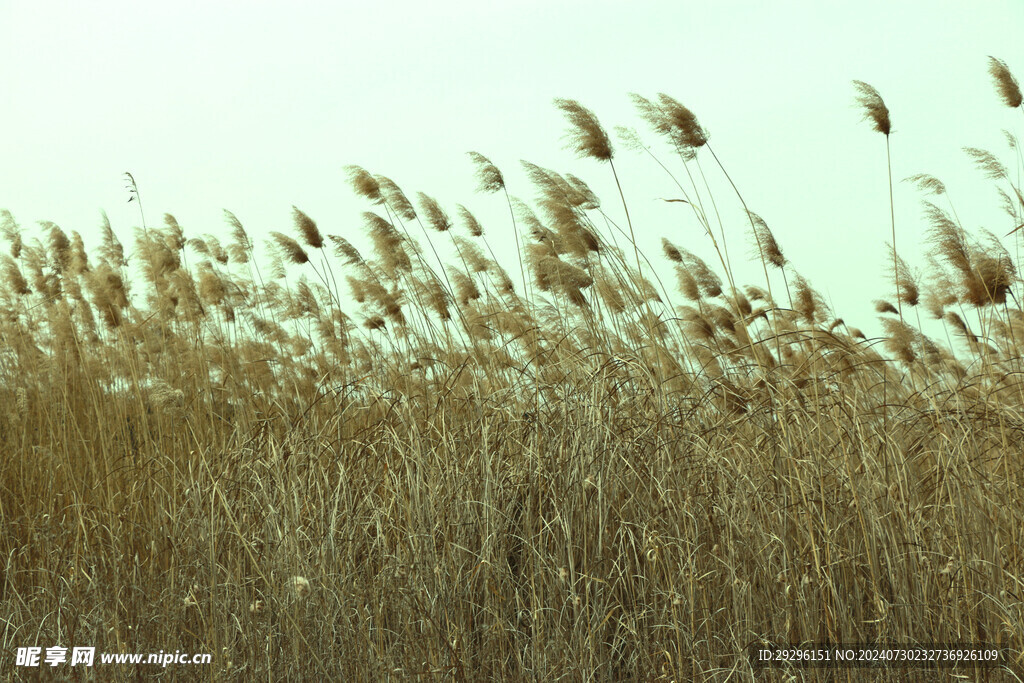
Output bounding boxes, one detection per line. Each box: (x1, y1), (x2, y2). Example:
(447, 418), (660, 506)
(966, 253), (1015, 306)
(345, 165), (383, 204)
(364, 212), (411, 274)
(988, 56), (1023, 108)
(467, 152), (505, 193)
(657, 93), (709, 150)
(46, 223), (71, 272)
(748, 212), (786, 268)
(328, 235), (364, 266)
(457, 205), (484, 237)
(882, 318), (917, 365)
(793, 274), (830, 324)
(376, 175), (417, 221)
(418, 193), (452, 232)
(2, 255), (30, 295)
(889, 246), (919, 307)
(292, 206), (324, 249)
(450, 268), (481, 305)
(904, 173), (946, 196)
(1, 210), (21, 259)
(554, 98), (614, 162)
(565, 175), (600, 209)
(852, 80), (891, 136)
(661, 238), (683, 263)
(874, 299), (899, 315)
(270, 232), (310, 265)
(963, 147), (1008, 180)
(223, 210), (251, 264)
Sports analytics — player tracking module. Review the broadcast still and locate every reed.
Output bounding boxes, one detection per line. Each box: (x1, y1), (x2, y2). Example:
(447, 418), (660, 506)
(1, 62), (1023, 681)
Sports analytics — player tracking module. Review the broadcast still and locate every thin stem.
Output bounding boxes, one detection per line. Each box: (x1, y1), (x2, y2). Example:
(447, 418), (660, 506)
(888, 135), (903, 323)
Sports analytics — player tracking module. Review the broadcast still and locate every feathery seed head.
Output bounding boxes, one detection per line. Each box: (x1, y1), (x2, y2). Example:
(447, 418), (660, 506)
(748, 212), (786, 268)
(328, 235), (364, 265)
(270, 232), (310, 265)
(988, 56), (1023, 108)
(345, 165), (384, 204)
(418, 193), (453, 232)
(852, 80), (891, 136)
(657, 93), (709, 150)
(188, 237), (209, 257)
(414, 275), (451, 320)
(554, 98), (614, 162)
(2, 210), (22, 259)
(364, 212), (411, 274)
(457, 205), (484, 237)
(46, 223), (71, 272)
(453, 235), (490, 272)
(904, 173), (946, 195)
(467, 152), (505, 193)
(615, 126), (646, 152)
(963, 147), (1007, 180)
(882, 318), (918, 364)
(631, 93), (708, 155)
(223, 210), (251, 264)
(889, 246), (920, 306)
(967, 253), (1015, 306)
(677, 247), (722, 298)
(662, 238), (683, 263)
(675, 266), (700, 301)
(451, 268), (481, 304)
(2, 255), (30, 295)
(565, 174), (600, 209)
(793, 274), (830, 324)
(945, 311), (978, 342)
(292, 206), (324, 249)
(875, 299), (899, 315)
(375, 175), (417, 221)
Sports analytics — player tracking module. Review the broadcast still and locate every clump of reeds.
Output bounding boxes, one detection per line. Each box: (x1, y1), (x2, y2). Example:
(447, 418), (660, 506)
(1, 62), (1023, 681)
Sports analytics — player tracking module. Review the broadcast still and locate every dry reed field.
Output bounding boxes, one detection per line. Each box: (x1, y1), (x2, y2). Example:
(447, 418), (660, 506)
(3, 60), (1024, 681)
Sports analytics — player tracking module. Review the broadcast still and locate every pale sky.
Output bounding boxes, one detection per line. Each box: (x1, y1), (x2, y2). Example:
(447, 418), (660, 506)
(2, 1), (1023, 336)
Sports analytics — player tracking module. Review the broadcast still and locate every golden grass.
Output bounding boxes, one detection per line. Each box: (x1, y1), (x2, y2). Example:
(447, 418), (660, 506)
(2, 60), (1024, 681)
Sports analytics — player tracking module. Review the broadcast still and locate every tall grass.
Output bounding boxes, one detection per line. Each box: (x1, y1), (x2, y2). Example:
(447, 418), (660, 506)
(2, 59), (1024, 681)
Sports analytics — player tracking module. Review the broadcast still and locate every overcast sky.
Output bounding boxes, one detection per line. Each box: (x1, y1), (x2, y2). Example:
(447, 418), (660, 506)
(2, 1), (1023, 335)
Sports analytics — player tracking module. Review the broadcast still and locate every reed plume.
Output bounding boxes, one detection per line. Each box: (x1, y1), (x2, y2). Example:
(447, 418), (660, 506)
(747, 212), (786, 269)
(224, 210), (252, 265)
(345, 165), (384, 204)
(852, 80), (891, 135)
(988, 56), (1023, 109)
(553, 98), (614, 162)
(375, 175), (417, 221)
(292, 207), (324, 249)
(270, 232), (310, 265)
(889, 245), (920, 307)
(467, 152), (505, 193)
(418, 193), (453, 232)
(853, 79), (901, 324)
(904, 173), (947, 196)
(0, 210), (21, 259)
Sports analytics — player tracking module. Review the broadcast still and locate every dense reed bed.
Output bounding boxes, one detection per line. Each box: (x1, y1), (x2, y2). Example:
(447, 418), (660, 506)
(2, 61), (1024, 681)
